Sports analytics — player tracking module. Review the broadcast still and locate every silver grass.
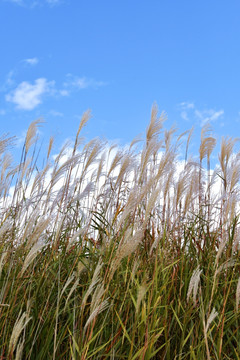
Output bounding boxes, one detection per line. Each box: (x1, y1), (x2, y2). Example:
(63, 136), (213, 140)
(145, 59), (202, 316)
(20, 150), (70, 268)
(142, 186), (161, 229)
(47, 136), (54, 159)
(53, 217), (65, 246)
(216, 238), (228, 264)
(96, 152), (106, 182)
(129, 134), (143, 150)
(136, 281), (147, 313)
(175, 170), (191, 210)
(82, 139), (103, 171)
(156, 151), (175, 180)
(76, 110), (91, 138)
(199, 123), (215, 161)
(19, 157), (31, 182)
(53, 140), (73, 168)
(15, 339), (24, 360)
(164, 126), (176, 152)
(66, 227), (88, 252)
(81, 259), (103, 309)
(84, 299), (109, 330)
(206, 307), (218, 333)
(64, 274), (80, 310)
(8, 311), (32, 354)
(1, 153), (12, 181)
(60, 273), (75, 300)
(0, 247), (8, 278)
(21, 242), (45, 275)
(26, 216), (51, 248)
(75, 182), (95, 202)
(30, 163), (51, 197)
(187, 265), (202, 305)
(139, 139), (160, 180)
(229, 158), (240, 193)
(77, 261), (86, 276)
(51, 153), (82, 188)
(216, 259), (235, 275)
(25, 119), (43, 154)
(90, 283), (105, 315)
(110, 230), (143, 275)
(0, 135), (14, 155)
(0, 220), (12, 238)
(115, 155), (133, 187)
(146, 104), (165, 143)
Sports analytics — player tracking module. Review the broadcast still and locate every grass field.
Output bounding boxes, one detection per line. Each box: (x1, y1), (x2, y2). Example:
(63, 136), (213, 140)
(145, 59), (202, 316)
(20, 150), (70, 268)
(1, 105), (240, 359)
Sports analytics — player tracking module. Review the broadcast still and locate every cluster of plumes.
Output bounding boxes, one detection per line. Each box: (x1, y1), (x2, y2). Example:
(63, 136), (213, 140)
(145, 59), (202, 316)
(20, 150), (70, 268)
(1, 105), (240, 358)
(0, 105), (240, 255)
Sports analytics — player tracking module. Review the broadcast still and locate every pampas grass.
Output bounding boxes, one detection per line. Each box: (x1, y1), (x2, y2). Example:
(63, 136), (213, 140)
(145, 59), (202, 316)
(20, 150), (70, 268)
(1, 105), (240, 359)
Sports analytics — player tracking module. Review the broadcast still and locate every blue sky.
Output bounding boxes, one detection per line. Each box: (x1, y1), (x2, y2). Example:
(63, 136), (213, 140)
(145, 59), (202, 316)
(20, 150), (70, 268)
(1, 0), (240, 161)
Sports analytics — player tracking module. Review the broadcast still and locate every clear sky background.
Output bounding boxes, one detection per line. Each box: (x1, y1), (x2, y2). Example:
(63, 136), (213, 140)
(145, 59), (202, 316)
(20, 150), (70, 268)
(1, 0), (240, 161)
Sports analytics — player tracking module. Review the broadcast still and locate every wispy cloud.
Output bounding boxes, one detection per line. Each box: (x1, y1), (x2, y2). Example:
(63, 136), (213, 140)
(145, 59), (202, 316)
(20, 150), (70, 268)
(178, 102), (195, 122)
(59, 89), (69, 97)
(63, 74), (107, 91)
(180, 111), (189, 121)
(6, 78), (55, 110)
(195, 109), (224, 126)
(178, 102), (224, 126)
(0, 70), (17, 93)
(5, 71), (15, 87)
(24, 57), (39, 66)
(179, 102), (195, 110)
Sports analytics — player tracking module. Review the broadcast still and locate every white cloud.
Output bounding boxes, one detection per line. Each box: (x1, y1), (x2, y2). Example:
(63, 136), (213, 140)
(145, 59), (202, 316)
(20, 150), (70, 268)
(195, 109), (224, 126)
(178, 101), (224, 127)
(59, 89), (69, 96)
(179, 102), (195, 110)
(180, 111), (189, 121)
(24, 57), (39, 65)
(178, 102), (195, 121)
(6, 78), (54, 110)
(64, 74), (106, 91)
(6, 71), (15, 86)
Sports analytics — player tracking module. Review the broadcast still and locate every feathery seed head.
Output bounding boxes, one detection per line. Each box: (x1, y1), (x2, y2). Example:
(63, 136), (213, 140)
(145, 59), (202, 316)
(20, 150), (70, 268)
(187, 265), (202, 305)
